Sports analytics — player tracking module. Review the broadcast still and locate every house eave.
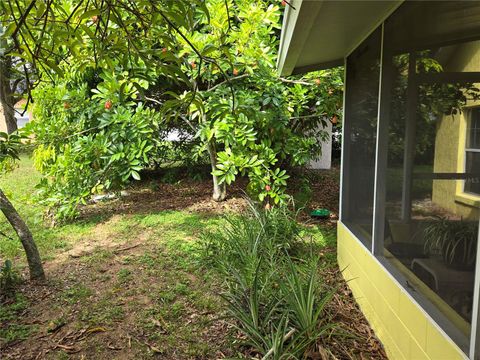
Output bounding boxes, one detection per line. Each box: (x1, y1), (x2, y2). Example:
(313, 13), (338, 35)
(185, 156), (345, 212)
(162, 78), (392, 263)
(277, 0), (403, 76)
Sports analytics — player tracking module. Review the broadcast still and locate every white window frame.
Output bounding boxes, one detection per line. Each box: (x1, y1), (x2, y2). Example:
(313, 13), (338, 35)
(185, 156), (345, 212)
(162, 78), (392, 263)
(465, 109), (480, 197)
(339, 8), (480, 357)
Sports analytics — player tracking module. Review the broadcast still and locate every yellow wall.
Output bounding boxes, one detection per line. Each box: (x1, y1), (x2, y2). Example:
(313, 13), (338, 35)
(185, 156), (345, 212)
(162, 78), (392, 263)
(337, 221), (467, 360)
(432, 41), (480, 220)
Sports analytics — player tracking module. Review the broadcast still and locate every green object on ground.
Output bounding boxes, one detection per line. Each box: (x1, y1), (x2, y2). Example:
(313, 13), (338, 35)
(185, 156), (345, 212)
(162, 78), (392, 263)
(310, 209), (330, 219)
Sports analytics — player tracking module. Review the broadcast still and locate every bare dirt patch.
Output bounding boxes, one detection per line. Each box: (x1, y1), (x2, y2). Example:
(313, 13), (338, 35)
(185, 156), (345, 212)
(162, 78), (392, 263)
(1, 170), (387, 359)
(2, 240), (233, 359)
(79, 178), (249, 221)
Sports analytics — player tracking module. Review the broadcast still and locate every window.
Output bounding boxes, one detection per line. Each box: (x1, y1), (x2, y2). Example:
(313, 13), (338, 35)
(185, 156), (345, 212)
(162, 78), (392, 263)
(341, 1), (480, 354)
(465, 109), (480, 195)
(378, 1), (480, 352)
(341, 28), (381, 246)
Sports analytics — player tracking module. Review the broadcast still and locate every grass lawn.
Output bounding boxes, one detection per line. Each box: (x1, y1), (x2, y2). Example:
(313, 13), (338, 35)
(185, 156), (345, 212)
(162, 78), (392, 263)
(0, 155), (385, 359)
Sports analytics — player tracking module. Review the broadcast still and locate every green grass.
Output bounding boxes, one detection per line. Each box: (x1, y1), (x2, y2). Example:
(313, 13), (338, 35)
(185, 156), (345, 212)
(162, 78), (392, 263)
(0, 154), (103, 262)
(61, 284), (94, 305)
(386, 164), (434, 198)
(0, 154), (338, 358)
(0, 294), (37, 345)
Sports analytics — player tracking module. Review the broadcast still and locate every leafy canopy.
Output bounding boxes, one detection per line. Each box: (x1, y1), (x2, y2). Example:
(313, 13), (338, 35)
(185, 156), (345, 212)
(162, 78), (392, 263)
(2, 0), (343, 219)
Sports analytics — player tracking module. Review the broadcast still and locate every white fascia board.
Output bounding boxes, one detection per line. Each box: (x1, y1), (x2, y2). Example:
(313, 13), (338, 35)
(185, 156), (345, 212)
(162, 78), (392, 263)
(276, 0), (324, 76)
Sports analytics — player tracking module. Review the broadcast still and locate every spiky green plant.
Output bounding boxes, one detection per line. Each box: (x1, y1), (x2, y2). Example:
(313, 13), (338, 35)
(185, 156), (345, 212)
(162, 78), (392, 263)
(422, 217), (478, 270)
(202, 200), (339, 358)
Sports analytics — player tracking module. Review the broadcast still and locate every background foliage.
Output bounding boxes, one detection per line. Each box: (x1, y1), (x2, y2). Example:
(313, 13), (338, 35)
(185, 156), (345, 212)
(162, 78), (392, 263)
(1, 0), (343, 220)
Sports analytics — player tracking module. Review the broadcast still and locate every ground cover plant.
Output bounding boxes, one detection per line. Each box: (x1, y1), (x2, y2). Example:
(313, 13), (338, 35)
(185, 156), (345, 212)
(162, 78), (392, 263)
(0, 156), (387, 359)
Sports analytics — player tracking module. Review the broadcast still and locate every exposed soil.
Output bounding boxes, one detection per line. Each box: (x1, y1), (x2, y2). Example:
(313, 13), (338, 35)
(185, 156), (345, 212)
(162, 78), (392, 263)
(77, 178), (249, 222)
(2, 222), (234, 359)
(1, 169), (387, 359)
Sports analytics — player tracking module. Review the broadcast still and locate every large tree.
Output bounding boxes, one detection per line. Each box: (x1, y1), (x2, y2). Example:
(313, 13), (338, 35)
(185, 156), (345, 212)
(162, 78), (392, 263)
(1, 0), (343, 219)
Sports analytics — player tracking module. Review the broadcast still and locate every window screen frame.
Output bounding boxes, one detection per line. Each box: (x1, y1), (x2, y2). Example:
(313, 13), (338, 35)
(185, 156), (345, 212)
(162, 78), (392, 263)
(339, 3), (480, 357)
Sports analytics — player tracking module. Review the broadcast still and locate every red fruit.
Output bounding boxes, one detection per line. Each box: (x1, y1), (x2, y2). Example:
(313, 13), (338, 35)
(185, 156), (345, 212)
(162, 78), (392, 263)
(281, 0), (287, 6)
(162, 47), (167, 54)
(190, 61), (196, 69)
(233, 68), (239, 76)
(315, 78), (321, 85)
(63, 102), (71, 109)
(265, 184), (271, 191)
(92, 15), (99, 23)
(104, 100), (112, 110)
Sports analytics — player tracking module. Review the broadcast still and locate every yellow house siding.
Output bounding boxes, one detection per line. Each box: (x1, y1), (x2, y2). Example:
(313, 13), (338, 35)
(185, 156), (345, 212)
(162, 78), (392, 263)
(432, 41), (480, 220)
(337, 221), (466, 360)
(432, 113), (460, 208)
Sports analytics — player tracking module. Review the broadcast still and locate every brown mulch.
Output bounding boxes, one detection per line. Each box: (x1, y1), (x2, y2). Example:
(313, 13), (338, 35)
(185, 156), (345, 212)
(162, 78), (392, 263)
(290, 167), (340, 228)
(320, 248), (388, 359)
(77, 177), (250, 222)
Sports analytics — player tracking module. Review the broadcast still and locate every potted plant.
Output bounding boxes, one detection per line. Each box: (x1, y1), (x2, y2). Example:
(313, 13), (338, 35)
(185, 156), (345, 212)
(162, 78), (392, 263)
(423, 217), (479, 271)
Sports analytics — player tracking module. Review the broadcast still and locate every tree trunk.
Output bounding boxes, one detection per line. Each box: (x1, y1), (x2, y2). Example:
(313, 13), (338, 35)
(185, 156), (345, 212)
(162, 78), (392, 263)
(206, 139), (227, 202)
(0, 47), (18, 134)
(0, 188), (45, 280)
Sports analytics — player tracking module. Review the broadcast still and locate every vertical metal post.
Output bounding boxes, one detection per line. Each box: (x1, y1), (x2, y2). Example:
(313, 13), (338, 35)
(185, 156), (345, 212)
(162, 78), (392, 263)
(372, 24), (392, 255)
(401, 53), (418, 222)
(340, 60), (351, 222)
(469, 215), (480, 359)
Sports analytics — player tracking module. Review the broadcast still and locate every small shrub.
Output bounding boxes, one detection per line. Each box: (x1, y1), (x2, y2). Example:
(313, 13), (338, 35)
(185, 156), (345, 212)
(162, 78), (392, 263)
(202, 200), (338, 358)
(161, 168), (181, 184)
(0, 260), (21, 298)
(293, 177), (313, 210)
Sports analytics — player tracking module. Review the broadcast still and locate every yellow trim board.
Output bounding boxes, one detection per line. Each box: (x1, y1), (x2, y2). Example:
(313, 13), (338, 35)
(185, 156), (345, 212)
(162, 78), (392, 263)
(455, 193), (480, 208)
(337, 221), (467, 360)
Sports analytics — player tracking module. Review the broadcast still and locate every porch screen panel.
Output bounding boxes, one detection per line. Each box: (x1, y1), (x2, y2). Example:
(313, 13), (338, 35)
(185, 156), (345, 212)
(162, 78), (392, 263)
(342, 28), (381, 246)
(380, 1), (480, 350)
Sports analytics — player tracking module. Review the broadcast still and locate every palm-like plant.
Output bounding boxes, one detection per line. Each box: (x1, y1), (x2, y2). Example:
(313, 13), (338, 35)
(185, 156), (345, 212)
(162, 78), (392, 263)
(423, 217), (479, 271)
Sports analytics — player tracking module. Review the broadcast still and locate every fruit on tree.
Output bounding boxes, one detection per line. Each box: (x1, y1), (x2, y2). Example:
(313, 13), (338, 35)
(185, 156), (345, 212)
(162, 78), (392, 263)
(104, 100), (112, 110)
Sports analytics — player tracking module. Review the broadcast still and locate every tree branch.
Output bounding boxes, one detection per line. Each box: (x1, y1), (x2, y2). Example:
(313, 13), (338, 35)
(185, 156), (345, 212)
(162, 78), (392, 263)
(279, 77), (314, 86)
(289, 112), (327, 120)
(207, 73), (249, 92)
(10, 0), (37, 40)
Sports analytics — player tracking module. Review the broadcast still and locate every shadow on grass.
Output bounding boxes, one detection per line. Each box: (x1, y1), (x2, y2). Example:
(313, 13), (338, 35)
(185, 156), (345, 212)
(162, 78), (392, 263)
(76, 178), (248, 224)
